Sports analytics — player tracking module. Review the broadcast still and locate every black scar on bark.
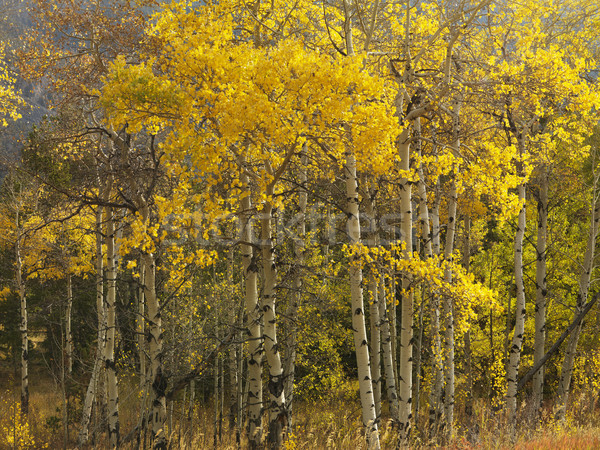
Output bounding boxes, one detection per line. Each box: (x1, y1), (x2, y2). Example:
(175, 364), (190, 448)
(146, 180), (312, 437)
(268, 376), (285, 398)
(152, 367), (168, 400)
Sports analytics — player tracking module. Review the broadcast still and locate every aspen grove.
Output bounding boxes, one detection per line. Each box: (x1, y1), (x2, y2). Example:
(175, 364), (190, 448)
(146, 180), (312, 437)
(3, 0), (600, 448)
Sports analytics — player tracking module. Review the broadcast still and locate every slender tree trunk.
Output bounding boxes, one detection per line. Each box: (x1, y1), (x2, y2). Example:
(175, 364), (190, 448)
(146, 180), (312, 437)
(260, 189), (287, 448)
(144, 249), (167, 449)
(413, 118), (430, 428)
(16, 210), (28, 417)
(240, 171), (263, 449)
(398, 128), (414, 442)
(78, 205), (106, 446)
(369, 273), (382, 419)
(555, 175), (600, 420)
(533, 166), (548, 416)
(379, 274), (400, 423)
(365, 192), (382, 419)
(105, 204), (120, 448)
(506, 135), (527, 433)
(425, 176), (443, 437)
(345, 148), (380, 449)
(429, 186), (444, 436)
(443, 178), (458, 440)
(66, 274), (73, 375)
(138, 260), (146, 385)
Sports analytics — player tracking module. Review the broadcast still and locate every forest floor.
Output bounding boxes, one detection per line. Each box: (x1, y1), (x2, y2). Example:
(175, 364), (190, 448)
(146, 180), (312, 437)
(1, 368), (600, 449)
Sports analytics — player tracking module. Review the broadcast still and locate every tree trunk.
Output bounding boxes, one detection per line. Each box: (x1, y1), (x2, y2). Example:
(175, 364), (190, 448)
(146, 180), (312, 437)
(533, 166), (548, 415)
(66, 274), (73, 375)
(369, 274), (382, 419)
(506, 134), (527, 433)
(443, 178), (458, 439)
(16, 212), (28, 417)
(78, 205), (106, 446)
(105, 205), (120, 448)
(398, 128), (414, 442)
(378, 274), (400, 423)
(365, 191), (382, 419)
(240, 171), (263, 449)
(260, 189), (287, 448)
(429, 180), (444, 435)
(16, 244), (28, 417)
(345, 148), (380, 449)
(143, 248), (167, 449)
(138, 259), (146, 385)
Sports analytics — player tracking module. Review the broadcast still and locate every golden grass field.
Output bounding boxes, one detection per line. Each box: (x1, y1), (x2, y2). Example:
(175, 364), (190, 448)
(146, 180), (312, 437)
(2, 371), (600, 449)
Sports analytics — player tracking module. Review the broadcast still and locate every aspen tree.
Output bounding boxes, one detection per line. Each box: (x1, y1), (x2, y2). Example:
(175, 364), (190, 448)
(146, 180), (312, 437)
(104, 196), (120, 448)
(240, 169), (263, 449)
(79, 201), (108, 446)
(15, 198), (28, 417)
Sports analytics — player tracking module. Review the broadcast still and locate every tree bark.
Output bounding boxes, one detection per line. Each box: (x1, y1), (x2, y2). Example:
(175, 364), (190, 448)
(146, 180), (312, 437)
(240, 170), (263, 449)
(345, 148), (380, 449)
(16, 206), (28, 417)
(143, 248), (167, 449)
(443, 178), (458, 440)
(260, 185), (287, 448)
(66, 274), (73, 375)
(78, 205), (106, 446)
(398, 128), (414, 442)
(429, 179), (444, 436)
(105, 204), (120, 448)
(379, 274), (400, 423)
(369, 274), (382, 419)
(506, 134), (527, 433)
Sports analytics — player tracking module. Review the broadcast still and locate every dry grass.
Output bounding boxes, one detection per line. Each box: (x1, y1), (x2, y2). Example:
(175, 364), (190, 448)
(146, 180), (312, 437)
(2, 375), (600, 449)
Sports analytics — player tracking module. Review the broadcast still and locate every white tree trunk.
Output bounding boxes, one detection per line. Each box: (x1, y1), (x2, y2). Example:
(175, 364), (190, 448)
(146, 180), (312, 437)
(138, 260), (146, 384)
(260, 191), (287, 448)
(443, 179), (458, 439)
(379, 275), (400, 423)
(66, 274), (73, 375)
(143, 249), (167, 449)
(369, 274), (382, 418)
(442, 98), (462, 439)
(429, 185), (444, 435)
(78, 205), (106, 446)
(506, 133), (527, 432)
(16, 210), (28, 417)
(105, 205), (120, 448)
(533, 166), (548, 414)
(240, 171), (263, 448)
(345, 149), (380, 449)
(398, 129), (414, 442)
(365, 192), (382, 419)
